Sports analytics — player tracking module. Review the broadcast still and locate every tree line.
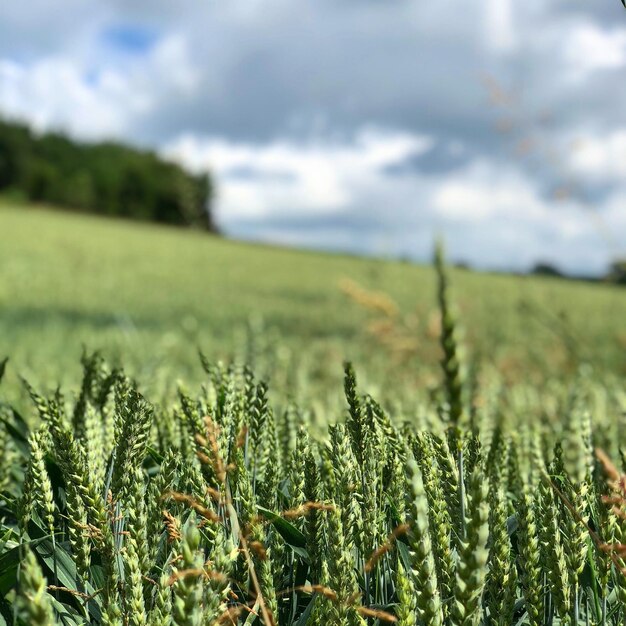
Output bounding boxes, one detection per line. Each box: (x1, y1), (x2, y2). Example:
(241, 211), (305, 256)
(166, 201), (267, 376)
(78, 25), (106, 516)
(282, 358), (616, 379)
(530, 261), (626, 285)
(0, 119), (215, 231)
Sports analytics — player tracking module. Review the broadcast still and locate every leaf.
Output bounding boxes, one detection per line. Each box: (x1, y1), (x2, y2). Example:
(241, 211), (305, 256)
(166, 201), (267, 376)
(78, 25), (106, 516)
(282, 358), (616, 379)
(289, 544), (309, 561)
(0, 408), (30, 458)
(0, 528), (13, 552)
(0, 358), (7, 385)
(395, 539), (412, 575)
(294, 557), (309, 590)
(293, 595), (317, 626)
(27, 519), (102, 621)
(256, 505), (308, 560)
(32, 536), (77, 592)
(0, 593), (13, 626)
(256, 506), (306, 548)
(48, 595), (86, 625)
(385, 494), (404, 527)
(243, 598), (260, 626)
(147, 445), (165, 465)
(0, 545), (21, 596)
(506, 514), (518, 536)
(89, 564), (106, 591)
(512, 598), (528, 626)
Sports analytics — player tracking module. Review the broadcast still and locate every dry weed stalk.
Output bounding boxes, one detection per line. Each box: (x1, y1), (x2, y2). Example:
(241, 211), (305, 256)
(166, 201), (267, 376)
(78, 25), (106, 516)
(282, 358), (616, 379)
(365, 523), (410, 573)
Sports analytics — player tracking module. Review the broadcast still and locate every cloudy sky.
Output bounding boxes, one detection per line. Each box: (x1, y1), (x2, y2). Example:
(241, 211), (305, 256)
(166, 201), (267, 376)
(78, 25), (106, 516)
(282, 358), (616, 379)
(1, 0), (625, 274)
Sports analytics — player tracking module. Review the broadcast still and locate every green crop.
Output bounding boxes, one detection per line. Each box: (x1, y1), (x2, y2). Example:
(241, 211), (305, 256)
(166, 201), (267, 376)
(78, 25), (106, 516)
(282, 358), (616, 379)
(1, 201), (625, 410)
(2, 209), (626, 624)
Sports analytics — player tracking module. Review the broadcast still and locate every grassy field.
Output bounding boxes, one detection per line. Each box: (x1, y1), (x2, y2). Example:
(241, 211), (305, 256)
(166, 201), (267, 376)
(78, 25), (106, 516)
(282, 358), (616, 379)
(3, 200), (626, 625)
(1, 199), (624, 402)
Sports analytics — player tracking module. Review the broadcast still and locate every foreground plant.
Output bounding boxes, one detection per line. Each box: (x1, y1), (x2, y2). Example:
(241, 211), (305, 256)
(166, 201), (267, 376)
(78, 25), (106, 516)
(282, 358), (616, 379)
(1, 250), (625, 626)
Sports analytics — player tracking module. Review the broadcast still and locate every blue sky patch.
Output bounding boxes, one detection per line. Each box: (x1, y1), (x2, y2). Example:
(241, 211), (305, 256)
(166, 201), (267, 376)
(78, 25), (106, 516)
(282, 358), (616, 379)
(101, 24), (159, 54)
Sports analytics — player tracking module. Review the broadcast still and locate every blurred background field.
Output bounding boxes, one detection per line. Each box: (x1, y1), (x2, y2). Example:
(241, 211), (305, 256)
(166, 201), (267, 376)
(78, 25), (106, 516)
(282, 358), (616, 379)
(2, 198), (624, 412)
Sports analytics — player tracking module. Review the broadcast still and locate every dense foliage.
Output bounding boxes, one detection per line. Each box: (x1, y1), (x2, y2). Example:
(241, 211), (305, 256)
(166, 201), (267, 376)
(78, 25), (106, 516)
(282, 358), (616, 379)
(0, 120), (213, 229)
(608, 261), (626, 286)
(1, 250), (625, 625)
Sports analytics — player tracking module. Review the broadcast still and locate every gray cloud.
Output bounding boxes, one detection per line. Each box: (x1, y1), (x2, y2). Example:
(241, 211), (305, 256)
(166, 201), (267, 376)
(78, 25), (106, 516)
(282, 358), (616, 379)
(1, 0), (625, 274)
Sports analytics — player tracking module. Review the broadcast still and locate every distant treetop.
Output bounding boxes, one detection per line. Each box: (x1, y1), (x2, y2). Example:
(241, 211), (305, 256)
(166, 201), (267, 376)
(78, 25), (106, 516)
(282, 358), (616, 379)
(531, 262), (563, 278)
(0, 119), (215, 231)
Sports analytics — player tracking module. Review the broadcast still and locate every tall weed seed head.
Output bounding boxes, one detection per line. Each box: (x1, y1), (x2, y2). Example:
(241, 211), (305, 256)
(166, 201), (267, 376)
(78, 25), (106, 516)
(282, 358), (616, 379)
(406, 457), (444, 626)
(518, 484), (544, 626)
(484, 485), (517, 626)
(20, 427), (55, 539)
(171, 521), (204, 626)
(450, 466), (489, 626)
(395, 561), (418, 626)
(17, 546), (56, 626)
(0, 406), (15, 495)
(343, 362), (368, 466)
(328, 423), (362, 554)
(412, 433), (455, 606)
(111, 380), (154, 501)
(434, 239), (467, 429)
(538, 470), (571, 622)
(303, 445), (325, 584)
(148, 572), (173, 626)
(596, 449), (626, 615)
(552, 440), (591, 619)
(325, 506), (366, 626)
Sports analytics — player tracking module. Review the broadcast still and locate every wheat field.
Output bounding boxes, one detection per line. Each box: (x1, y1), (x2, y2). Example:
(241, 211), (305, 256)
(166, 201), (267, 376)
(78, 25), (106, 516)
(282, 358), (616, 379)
(1, 203), (626, 625)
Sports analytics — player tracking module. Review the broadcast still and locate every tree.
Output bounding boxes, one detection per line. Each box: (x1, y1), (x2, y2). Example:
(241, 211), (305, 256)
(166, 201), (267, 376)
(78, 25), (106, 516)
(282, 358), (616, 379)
(0, 118), (216, 231)
(607, 260), (626, 285)
(531, 262), (563, 278)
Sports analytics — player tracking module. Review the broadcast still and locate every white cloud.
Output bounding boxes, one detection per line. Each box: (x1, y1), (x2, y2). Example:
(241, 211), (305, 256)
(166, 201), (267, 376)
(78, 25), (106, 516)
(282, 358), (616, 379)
(162, 129), (625, 274)
(163, 128), (433, 221)
(597, 191), (626, 258)
(140, 35), (200, 96)
(426, 161), (615, 271)
(567, 129), (626, 181)
(485, 0), (516, 53)
(0, 34), (197, 140)
(432, 162), (542, 222)
(564, 24), (626, 79)
(0, 57), (129, 138)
